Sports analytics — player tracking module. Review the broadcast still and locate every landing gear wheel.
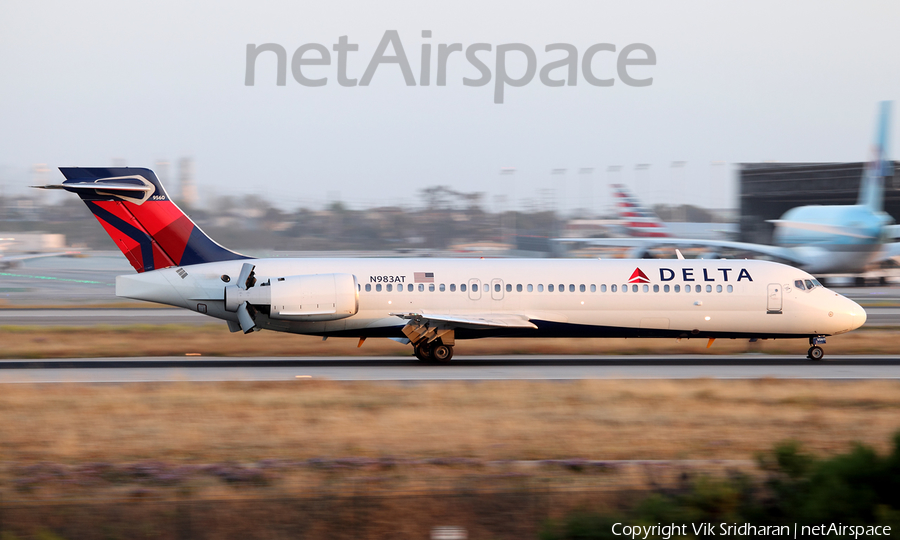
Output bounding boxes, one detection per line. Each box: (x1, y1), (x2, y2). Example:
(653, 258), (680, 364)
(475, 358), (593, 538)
(807, 346), (824, 360)
(414, 343), (435, 362)
(432, 344), (453, 362)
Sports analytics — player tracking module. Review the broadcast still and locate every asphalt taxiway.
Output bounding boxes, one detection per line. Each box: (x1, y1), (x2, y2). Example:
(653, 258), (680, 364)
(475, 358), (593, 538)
(2, 355), (900, 382)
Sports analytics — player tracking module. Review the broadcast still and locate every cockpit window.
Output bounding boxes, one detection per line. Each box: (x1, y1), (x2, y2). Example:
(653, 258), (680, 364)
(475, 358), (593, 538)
(805, 280), (815, 290)
(811, 279), (823, 288)
(794, 280), (806, 291)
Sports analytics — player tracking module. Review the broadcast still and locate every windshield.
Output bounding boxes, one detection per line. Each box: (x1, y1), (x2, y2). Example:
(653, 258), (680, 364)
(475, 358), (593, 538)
(795, 278), (823, 290)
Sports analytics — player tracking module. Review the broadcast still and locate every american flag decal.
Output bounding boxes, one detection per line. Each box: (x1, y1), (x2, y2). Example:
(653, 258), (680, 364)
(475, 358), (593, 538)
(414, 272), (434, 283)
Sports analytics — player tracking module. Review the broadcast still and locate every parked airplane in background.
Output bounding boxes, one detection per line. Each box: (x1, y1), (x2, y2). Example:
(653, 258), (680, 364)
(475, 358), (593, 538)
(0, 238), (76, 270)
(36, 167), (865, 360)
(562, 102), (898, 277)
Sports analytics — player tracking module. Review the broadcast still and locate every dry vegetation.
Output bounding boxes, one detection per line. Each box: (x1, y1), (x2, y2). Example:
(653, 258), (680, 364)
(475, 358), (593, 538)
(3, 379), (897, 464)
(0, 380), (898, 498)
(1, 324), (899, 358)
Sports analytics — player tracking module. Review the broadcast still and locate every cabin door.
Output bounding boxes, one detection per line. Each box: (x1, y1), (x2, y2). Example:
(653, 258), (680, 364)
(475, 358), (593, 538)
(767, 283), (782, 314)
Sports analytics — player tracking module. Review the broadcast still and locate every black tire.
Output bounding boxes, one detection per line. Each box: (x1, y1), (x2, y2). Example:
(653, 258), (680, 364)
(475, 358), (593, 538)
(432, 344), (453, 362)
(808, 346), (824, 360)
(414, 343), (434, 362)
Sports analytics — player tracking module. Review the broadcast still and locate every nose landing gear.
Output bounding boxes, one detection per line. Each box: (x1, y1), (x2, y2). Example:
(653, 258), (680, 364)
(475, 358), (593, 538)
(807, 337), (826, 360)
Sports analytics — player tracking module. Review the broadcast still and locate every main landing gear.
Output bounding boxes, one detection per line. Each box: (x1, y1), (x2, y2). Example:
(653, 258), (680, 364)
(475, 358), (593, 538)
(807, 337), (826, 361)
(414, 341), (454, 362)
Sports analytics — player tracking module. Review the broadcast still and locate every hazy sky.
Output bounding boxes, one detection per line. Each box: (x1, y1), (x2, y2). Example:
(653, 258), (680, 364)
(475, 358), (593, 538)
(1, 1), (898, 213)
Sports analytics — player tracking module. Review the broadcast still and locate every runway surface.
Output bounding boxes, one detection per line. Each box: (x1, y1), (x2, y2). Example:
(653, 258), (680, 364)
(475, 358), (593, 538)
(2, 355), (900, 382)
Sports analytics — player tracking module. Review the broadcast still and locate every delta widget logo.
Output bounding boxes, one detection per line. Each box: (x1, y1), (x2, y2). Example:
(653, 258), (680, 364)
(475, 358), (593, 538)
(628, 268), (650, 284)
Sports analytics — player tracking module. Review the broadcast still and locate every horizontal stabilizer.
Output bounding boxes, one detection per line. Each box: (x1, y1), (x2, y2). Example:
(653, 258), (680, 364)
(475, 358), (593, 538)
(33, 175), (155, 205)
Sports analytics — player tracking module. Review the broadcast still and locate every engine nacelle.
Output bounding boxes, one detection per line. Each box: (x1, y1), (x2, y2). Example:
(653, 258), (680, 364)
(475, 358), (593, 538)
(225, 272), (359, 322)
(269, 273), (358, 321)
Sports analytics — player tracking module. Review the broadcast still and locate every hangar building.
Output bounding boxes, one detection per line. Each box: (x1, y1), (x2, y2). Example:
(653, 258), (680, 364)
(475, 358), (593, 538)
(739, 161), (900, 243)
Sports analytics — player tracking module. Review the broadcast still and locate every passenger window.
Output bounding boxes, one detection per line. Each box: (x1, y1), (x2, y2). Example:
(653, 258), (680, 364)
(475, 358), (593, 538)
(440, 284), (446, 292)
(794, 280), (806, 291)
(674, 284), (680, 292)
(429, 284), (435, 292)
(376, 284), (382, 292)
(495, 283), (501, 292)
(600, 284), (607, 292)
(579, 284), (585, 292)
(461, 284), (467, 292)
(632, 284), (638, 292)
(516, 284), (523, 292)
(450, 284), (456, 292)
(705, 285), (712, 292)
(569, 284), (576, 292)
(642, 284), (649, 292)
(623, 284), (628, 293)
(386, 284), (393, 292)
(590, 284), (596, 292)
(408, 284), (413, 292)
(506, 284), (512, 292)
(611, 284), (617, 292)
(472, 283), (478, 292)
(653, 284), (659, 292)
(727, 285), (733, 292)
(365, 284), (372, 292)
(695, 285), (701, 293)
(538, 284), (544, 292)
(664, 284), (670, 292)
(716, 284), (722, 292)
(548, 284), (555, 292)
(416, 284), (423, 292)
(559, 284), (565, 293)
(527, 284), (533, 292)
(805, 280), (814, 289)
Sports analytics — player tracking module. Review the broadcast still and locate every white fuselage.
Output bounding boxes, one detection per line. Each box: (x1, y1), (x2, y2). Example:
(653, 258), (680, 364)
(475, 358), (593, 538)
(117, 258), (866, 341)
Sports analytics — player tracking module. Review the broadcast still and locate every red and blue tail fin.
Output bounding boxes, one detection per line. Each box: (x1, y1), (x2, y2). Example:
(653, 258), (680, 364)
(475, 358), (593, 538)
(50, 167), (248, 273)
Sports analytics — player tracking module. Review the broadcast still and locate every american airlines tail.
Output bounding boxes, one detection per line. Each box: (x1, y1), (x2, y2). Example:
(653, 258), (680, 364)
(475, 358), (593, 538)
(37, 167), (247, 272)
(611, 183), (670, 237)
(857, 101), (893, 212)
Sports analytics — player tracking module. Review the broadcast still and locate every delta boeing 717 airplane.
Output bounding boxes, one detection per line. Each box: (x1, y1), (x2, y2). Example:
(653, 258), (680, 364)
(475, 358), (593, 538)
(36, 167), (865, 361)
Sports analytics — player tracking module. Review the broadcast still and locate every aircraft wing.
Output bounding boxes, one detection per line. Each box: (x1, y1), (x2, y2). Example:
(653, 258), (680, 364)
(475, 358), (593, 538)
(872, 242), (900, 263)
(0, 251), (80, 268)
(766, 220), (876, 239)
(390, 312), (538, 330)
(555, 237), (808, 266)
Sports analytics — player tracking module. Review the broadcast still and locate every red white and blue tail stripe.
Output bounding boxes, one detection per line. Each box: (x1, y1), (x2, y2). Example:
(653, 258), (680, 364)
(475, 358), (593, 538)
(611, 183), (670, 238)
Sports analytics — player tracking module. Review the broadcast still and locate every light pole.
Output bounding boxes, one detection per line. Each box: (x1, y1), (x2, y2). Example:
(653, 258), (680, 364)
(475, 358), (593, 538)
(606, 166), (621, 218)
(500, 167), (517, 248)
(578, 168), (594, 218)
(670, 161), (686, 221)
(551, 168), (567, 219)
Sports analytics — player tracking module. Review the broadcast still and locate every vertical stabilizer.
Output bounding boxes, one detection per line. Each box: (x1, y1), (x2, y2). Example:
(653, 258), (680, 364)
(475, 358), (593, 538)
(42, 167), (248, 273)
(857, 101), (893, 211)
(611, 184), (670, 237)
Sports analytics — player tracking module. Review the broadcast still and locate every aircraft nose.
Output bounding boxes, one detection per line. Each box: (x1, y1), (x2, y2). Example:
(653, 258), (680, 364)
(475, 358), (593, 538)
(849, 302), (867, 330)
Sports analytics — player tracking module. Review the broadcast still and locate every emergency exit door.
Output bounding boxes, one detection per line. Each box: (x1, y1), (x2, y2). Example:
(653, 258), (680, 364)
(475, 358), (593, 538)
(767, 283), (782, 314)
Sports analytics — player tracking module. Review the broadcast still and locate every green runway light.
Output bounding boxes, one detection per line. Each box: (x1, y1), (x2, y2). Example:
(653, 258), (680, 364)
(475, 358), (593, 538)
(0, 272), (110, 285)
